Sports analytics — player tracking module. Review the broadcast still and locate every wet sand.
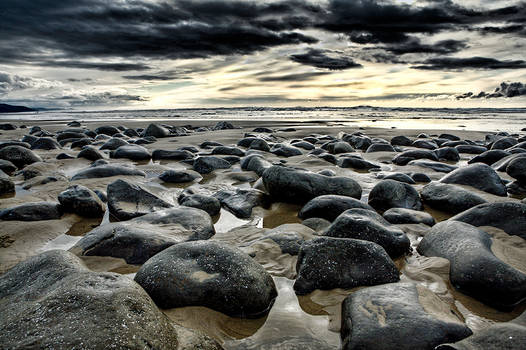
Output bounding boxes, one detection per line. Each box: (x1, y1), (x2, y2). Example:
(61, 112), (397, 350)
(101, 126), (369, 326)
(1, 118), (525, 348)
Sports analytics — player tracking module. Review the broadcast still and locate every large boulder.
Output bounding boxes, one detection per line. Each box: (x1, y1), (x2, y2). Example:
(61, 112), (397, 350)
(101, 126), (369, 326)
(506, 157), (526, 184)
(211, 146), (246, 157)
(450, 202), (526, 239)
(468, 149), (510, 165)
(0, 202), (62, 221)
(193, 156), (232, 174)
(0, 250), (220, 349)
(407, 160), (458, 173)
(420, 182), (487, 214)
(113, 144), (151, 161)
(0, 145), (42, 168)
(77, 145), (104, 161)
(179, 194), (221, 217)
(159, 169), (202, 183)
(262, 166), (362, 204)
(298, 195), (374, 222)
(95, 125), (120, 136)
(71, 164), (145, 180)
(324, 208), (411, 258)
(31, 137), (61, 150)
(100, 138), (129, 150)
(135, 241), (277, 318)
(58, 185), (106, 217)
(213, 187), (270, 218)
(368, 179), (423, 212)
(293, 237), (399, 295)
(417, 220), (526, 310)
(341, 283), (472, 350)
(383, 207), (435, 226)
(142, 123), (170, 138)
(439, 163), (507, 196)
(393, 150), (439, 166)
(107, 179), (173, 220)
(152, 149), (194, 161)
(240, 155), (273, 176)
(0, 159), (17, 174)
(0, 169), (15, 195)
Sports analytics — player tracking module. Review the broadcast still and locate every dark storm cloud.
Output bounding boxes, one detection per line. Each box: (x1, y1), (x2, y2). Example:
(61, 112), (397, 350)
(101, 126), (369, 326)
(57, 92), (148, 106)
(122, 70), (185, 81)
(258, 72), (332, 82)
(377, 39), (468, 55)
(41, 61), (151, 72)
(289, 49), (363, 70)
(457, 82), (526, 99)
(413, 57), (526, 71)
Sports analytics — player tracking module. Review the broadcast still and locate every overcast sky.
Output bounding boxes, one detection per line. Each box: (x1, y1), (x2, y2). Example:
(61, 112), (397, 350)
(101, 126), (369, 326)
(0, 0), (525, 109)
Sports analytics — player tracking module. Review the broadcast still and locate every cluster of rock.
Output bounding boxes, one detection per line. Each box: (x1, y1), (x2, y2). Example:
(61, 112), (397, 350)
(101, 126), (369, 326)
(1, 121), (526, 349)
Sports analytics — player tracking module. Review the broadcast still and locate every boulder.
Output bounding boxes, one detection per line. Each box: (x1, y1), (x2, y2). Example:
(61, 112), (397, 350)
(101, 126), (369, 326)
(366, 143), (396, 153)
(31, 137), (61, 150)
(337, 156), (381, 170)
(412, 172), (431, 183)
(271, 144), (303, 157)
(368, 179), (423, 212)
(455, 145), (487, 154)
(213, 121), (234, 130)
(100, 138), (129, 150)
(341, 283), (472, 350)
(212, 146), (246, 157)
(0, 159), (17, 174)
(382, 173), (416, 184)
(248, 139), (271, 152)
(324, 208), (411, 258)
(71, 164), (145, 180)
(0, 169), (15, 195)
(159, 169), (202, 183)
(420, 182), (487, 214)
(506, 157), (526, 184)
(439, 163), (507, 196)
(298, 195), (374, 222)
(193, 156), (232, 174)
(0, 202), (62, 221)
(468, 150), (510, 165)
(142, 123), (171, 138)
(491, 136), (518, 150)
(383, 207), (435, 226)
(417, 220), (526, 310)
(135, 241), (277, 318)
(58, 185), (105, 217)
(435, 147), (460, 162)
(390, 135), (412, 146)
(213, 187), (270, 218)
(262, 166), (362, 204)
(408, 160), (458, 173)
(0, 145), (42, 168)
(179, 194), (221, 217)
(152, 149), (194, 161)
(412, 139), (438, 150)
(77, 145), (104, 161)
(113, 144), (151, 161)
(328, 141), (355, 154)
(293, 237), (399, 295)
(95, 125), (120, 136)
(393, 150), (439, 165)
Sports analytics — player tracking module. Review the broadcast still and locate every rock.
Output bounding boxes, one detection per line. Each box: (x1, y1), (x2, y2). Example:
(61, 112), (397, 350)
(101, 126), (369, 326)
(337, 156), (380, 170)
(298, 195), (374, 222)
(383, 207), (435, 226)
(253, 127), (273, 133)
(450, 202), (526, 239)
(0, 123), (17, 130)
(0, 202), (62, 221)
(302, 217), (331, 233)
(213, 121), (235, 130)
(421, 182), (487, 214)
(152, 149), (194, 161)
(418, 220), (526, 310)
(468, 149), (511, 165)
(71, 164), (145, 180)
(0, 145), (42, 168)
(491, 136), (518, 150)
(455, 145), (487, 154)
(193, 156), (232, 174)
(507, 180), (526, 195)
(123, 128), (139, 137)
(113, 144), (151, 161)
(107, 179), (173, 220)
(200, 141), (223, 148)
(435, 147), (460, 162)
(77, 145), (104, 161)
(492, 153), (526, 171)
(506, 157), (526, 184)
(56, 131), (86, 142)
(58, 185), (105, 217)
(100, 137), (128, 150)
(293, 237), (399, 295)
(439, 133), (461, 141)
(262, 166), (362, 204)
(159, 169), (202, 183)
(292, 141), (315, 151)
(0, 169), (15, 195)
(248, 139), (271, 152)
(70, 138), (92, 149)
(408, 160), (458, 173)
(391, 135), (412, 146)
(439, 163), (507, 196)
(366, 143), (396, 153)
(95, 125), (120, 136)
(179, 194), (221, 217)
(21, 134), (38, 145)
(382, 173), (416, 184)
(324, 208), (410, 258)
(211, 146), (246, 157)
(341, 283), (472, 350)
(412, 172), (431, 183)
(328, 141), (355, 154)
(0, 159), (16, 174)
(368, 179), (423, 212)
(31, 137), (61, 150)
(436, 310), (526, 350)
(142, 123), (171, 138)
(393, 150), (439, 165)
(135, 241), (277, 318)
(0, 141), (31, 149)
(56, 153), (74, 160)
(271, 144), (303, 157)
(214, 187), (270, 218)
(412, 139), (438, 150)
(0, 250), (216, 349)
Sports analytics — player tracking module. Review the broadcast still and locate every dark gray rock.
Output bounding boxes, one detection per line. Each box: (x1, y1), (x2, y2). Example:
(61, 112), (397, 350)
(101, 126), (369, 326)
(56, 131), (86, 142)
(341, 283), (472, 350)
(421, 182), (487, 214)
(298, 195), (374, 222)
(439, 133), (461, 141)
(506, 157), (526, 184)
(455, 145), (487, 154)
(263, 166), (362, 204)
(0, 159), (16, 174)
(302, 217), (331, 233)
(70, 138), (92, 149)
(271, 144), (303, 157)
(160, 169), (202, 183)
(368, 179), (423, 212)
(31, 137), (61, 150)
(95, 125), (120, 136)
(107, 179), (173, 220)
(113, 144), (151, 161)
(418, 220), (526, 310)
(0, 202), (62, 221)
(123, 128), (139, 137)
(135, 241), (277, 318)
(468, 149), (511, 165)
(328, 141), (355, 154)
(292, 141), (315, 151)
(213, 121), (235, 130)
(77, 145), (104, 161)
(293, 237), (399, 295)
(0, 145), (42, 168)
(491, 136), (518, 150)
(492, 153), (526, 171)
(391, 135), (412, 146)
(253, 127), (273, 133)
(382, 172), (416, 184)
(393, 150), (439, 165)
(366, 143), (396, 153)
(71, 164), (145, 180)
(435, 147), (460, 162)
(200, 141), (223, 148)
(193, 156), (232, 174)
(451, 202), (526, 239)
(412, 172), (431, 183)
(58, 185), (105, 217)
(383, 207), (435, 226)
(0, 123), (17, 130)
(240, 155), (272, 176)
(100, 138), (128, 150)
(507, 180), (526, 195)
(0, 250), (218, 350)
(214, 187), (270, 218)
(212, 146), (246, 157)
(0, 141), (31, 149)
(56, 153), (74, 160)
(0, 169), (15, 195)
(248, 139), (271, 152)
(324, 208), (410, 258)
(21, 134), (38, 145)
(439, 163), (507, 196)
(152, 149), (194, 160)
(408, 160), (458, 173)
(179, 194), (221, 216)
(337, 156), (381, 170)
(412, 139), (438, 150)
(142, 123), (171, 138)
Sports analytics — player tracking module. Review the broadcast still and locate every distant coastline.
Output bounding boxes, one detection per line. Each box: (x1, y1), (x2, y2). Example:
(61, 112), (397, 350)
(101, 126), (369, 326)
(0, 103), (36, 113)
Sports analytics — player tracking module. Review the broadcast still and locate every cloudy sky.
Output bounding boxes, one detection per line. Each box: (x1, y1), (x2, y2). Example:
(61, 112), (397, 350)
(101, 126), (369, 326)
(0, 0), (525, 109)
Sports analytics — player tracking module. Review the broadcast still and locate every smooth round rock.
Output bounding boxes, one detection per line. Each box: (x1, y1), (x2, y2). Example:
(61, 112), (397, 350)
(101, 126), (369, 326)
(421, 182), (487, 215)
(0, 145), (42, 168)
(368, 179), (423, 212)
(383, 207), (435, 226)
(439, 163), (507, 196)
(58, 185), (105, 217)
(506, 157), (526, 184)
(0, 202), (62, 221)
(298, 195), (374, 222)
(193, 156), (232, 174)
(113, 144), (151, 161)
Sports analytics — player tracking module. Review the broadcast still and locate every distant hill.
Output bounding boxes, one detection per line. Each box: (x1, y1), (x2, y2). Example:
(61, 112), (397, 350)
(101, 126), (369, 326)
(0, 103), (36, 113)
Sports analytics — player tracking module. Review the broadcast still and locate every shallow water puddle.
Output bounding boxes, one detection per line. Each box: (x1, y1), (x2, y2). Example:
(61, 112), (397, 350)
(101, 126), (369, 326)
(39, 233), (82, 252)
